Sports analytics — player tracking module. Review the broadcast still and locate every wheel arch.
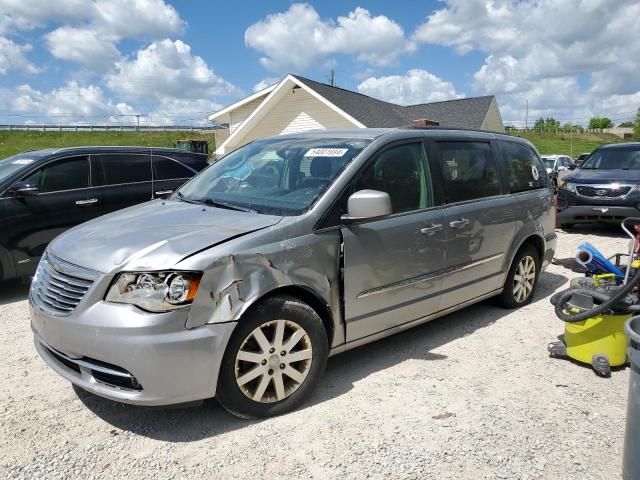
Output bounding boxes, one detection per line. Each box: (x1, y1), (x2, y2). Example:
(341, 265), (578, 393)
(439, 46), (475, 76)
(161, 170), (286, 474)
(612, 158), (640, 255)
(0, 244), (15, 281)
(501, 230), (545, 284)
(242, 285), (335, 348)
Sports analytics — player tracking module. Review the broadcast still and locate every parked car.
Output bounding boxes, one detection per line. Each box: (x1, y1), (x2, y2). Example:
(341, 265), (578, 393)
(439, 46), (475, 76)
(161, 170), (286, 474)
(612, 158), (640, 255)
(557, 142), (640, 228)
(575, 152), (591, 166)
(0, 146), (208, 281)
(30, 129), (556, 418)
(541, 154), (574, 185)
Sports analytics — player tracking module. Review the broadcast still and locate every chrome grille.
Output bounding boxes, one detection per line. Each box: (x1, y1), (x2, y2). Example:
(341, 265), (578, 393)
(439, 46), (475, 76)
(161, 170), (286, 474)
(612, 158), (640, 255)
(31, 253), (97, 316)
(576, 185), (632, 198)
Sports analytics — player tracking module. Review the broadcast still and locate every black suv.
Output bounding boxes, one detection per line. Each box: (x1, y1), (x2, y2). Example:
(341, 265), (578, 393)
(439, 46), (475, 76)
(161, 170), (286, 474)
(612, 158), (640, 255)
(557, 143), (640, 227)
(0, 146), (208, 280)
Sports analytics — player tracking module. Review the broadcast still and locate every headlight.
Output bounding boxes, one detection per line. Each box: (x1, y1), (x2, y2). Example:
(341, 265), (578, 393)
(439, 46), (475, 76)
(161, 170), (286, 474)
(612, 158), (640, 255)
(558, 179), (575, 193)
(105, 271), (202, 312)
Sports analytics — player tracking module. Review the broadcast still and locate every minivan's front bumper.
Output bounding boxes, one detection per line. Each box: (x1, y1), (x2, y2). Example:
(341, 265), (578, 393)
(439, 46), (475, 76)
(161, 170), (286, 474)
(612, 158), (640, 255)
(30, 299), (236, 406)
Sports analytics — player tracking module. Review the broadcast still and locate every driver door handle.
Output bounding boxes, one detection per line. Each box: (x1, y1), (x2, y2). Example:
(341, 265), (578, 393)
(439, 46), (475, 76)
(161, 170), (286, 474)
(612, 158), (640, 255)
(420, 224), (443, 235)
(155, 190), (173, 196)
(75, 198), (98, 206)
(449, 218), (469, 229)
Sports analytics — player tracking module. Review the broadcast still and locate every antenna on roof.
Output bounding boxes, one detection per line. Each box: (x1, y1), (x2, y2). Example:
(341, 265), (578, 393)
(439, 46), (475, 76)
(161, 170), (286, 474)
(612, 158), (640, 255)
(329, 70), (335, 87)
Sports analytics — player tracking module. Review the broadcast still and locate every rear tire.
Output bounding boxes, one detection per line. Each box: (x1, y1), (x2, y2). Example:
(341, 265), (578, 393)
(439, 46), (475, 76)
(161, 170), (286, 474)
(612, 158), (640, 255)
(216, 295), (328, 419)
(497, 244), (540, 309)
(559, 223), (574, 230)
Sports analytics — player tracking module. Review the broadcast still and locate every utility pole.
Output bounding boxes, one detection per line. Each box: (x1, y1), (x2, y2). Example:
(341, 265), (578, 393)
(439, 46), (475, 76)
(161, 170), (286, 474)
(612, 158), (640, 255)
(525, 100), (528, 131)
(329, 70), (335, 87)
(136, 114), (140, 131)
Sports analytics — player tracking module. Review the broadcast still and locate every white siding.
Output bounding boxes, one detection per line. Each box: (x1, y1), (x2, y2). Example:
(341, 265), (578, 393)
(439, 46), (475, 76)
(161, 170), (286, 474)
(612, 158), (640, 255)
(481, 98), (505, 132)
(229, 97), (266, 134)
(239, 88), (356, 145)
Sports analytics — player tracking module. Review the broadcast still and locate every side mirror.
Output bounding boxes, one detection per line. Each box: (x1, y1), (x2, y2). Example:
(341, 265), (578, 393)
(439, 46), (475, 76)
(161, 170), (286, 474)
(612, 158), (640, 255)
(557, 166), (567, 171)
(568, 164), (577, 170)
(341, 189), (392, 223)
(11, 181), (39, 196)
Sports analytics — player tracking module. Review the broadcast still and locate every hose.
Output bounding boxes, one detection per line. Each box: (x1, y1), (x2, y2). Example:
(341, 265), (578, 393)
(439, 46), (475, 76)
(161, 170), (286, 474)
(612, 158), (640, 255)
(552, 267), (640, 322)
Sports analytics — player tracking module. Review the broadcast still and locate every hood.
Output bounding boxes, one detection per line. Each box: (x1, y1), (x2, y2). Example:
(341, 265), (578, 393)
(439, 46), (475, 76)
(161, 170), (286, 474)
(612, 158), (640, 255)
(565, 169), (640, 184)
(49, 200), (283, 273)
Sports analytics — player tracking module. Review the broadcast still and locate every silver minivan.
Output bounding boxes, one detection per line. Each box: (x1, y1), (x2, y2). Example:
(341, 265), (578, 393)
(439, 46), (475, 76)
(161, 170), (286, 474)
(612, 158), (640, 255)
(30, 129), (556, 418)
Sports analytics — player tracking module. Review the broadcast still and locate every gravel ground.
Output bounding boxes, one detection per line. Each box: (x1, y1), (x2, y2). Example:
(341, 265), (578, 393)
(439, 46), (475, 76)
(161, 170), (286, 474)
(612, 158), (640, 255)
(0, 226), (631, 480)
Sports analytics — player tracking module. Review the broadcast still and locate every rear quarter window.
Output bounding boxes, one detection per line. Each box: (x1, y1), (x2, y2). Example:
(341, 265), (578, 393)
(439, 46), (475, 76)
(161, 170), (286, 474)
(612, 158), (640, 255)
(500, 141), (548, 193)
(94, 154), (151, 186)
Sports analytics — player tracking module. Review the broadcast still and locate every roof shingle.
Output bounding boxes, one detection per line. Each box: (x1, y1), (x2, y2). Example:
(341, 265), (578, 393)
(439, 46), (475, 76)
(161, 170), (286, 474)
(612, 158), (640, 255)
(292, 74), (497, 130)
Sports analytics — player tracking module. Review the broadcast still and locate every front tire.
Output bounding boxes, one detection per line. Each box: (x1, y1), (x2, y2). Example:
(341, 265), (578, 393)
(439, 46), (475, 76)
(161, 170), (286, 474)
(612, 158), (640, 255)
(497, 244), (540, 308)
(216, 295), (328, 419)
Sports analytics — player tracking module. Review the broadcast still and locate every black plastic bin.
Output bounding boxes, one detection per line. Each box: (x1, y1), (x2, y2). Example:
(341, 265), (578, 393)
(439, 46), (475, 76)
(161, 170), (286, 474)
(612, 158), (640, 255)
(624, 316), (640, 479)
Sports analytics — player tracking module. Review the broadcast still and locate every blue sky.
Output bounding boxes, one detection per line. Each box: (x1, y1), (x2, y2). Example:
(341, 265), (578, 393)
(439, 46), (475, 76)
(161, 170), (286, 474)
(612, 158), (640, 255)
(0, 1), (638, 126)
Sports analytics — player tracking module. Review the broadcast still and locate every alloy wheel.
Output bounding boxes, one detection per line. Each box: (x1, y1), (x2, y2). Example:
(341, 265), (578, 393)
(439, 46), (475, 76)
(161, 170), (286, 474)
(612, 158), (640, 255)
(513, 255), (536, 303)
(234, 319), (313, 403)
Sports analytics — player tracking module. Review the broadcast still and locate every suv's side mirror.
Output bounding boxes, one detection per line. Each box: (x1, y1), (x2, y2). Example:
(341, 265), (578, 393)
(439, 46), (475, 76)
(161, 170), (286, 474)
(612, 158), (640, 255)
(11, 181), (39, 196)
(568, 164), (577, 170)
(557, 166), (567, 171)
(341, 190), (392, 223)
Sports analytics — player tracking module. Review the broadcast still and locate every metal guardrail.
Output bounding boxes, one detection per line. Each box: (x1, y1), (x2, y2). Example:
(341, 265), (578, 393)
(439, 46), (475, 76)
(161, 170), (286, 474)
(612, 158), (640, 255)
(0, 124), (220, 132)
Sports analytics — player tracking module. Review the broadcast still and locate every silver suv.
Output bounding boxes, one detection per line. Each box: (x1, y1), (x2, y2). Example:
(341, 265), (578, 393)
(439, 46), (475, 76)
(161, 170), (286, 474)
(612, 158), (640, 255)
(29, 129), (556, 418)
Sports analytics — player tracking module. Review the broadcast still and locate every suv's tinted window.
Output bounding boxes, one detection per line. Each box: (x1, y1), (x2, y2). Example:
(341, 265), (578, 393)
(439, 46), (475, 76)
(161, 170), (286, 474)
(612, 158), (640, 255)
(153, 155), (194, 180)
(354, 142), (431, 213)
(94, 154), (151, 186)
(24, 156), (89, 193)
(501, 141), (547, 193)
(435, 142), (500, 203)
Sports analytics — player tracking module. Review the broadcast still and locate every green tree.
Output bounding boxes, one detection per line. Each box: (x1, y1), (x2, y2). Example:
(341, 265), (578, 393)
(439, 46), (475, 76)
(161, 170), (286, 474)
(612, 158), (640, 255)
(545, 117), (560, 129)
(534, 117), (545, 130)
(589, 117), (613, 129)
(634, 107), (640, 140)
(618, 121), (634, 128)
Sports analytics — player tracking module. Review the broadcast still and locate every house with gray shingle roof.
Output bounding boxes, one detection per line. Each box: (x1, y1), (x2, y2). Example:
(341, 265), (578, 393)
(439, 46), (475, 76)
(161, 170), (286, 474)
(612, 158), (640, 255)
(209, 74), (504, 155)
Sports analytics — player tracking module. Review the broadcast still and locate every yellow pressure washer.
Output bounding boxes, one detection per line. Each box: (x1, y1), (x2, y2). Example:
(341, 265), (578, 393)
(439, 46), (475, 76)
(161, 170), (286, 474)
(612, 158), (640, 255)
(549, 219), (640, 377)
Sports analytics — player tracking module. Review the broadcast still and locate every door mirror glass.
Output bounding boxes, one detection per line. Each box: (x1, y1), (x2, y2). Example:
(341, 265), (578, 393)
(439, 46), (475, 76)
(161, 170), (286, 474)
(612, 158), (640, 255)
(11, 180), (39, 196)
(568, 164), (577, 170)
(342, 189), (392, 222)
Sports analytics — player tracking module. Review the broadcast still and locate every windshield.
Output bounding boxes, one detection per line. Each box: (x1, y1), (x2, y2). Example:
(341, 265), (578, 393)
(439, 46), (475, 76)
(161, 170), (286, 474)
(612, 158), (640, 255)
(581, 147), (640, 170)
(177, 136), (371, 215)
(0, 152), (44, 183)
(542, 157), (555, 168)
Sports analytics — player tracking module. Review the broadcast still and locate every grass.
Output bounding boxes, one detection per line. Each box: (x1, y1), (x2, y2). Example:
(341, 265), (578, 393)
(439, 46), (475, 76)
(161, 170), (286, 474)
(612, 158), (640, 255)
(508, 131), (628, 157)
(0, 131), (216, 159)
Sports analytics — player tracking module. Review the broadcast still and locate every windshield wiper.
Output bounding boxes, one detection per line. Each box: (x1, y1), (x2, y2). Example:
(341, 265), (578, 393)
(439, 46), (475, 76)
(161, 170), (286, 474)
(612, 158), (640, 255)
(196, 198), (256, 213)
(175, 191), (201, 205)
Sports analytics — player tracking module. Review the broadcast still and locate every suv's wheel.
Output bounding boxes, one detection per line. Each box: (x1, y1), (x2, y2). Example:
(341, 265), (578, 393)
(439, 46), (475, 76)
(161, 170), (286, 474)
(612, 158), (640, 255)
(497, 244), (540, 308)
(216, 295), (328, 419)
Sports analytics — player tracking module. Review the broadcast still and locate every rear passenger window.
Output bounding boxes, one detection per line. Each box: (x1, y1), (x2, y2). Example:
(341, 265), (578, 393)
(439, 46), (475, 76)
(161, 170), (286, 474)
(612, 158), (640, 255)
(501, 142), (547, 193)
(435, 142), (500, 203)
(153, 156), (194, 180)
(94, 154), (151, 186)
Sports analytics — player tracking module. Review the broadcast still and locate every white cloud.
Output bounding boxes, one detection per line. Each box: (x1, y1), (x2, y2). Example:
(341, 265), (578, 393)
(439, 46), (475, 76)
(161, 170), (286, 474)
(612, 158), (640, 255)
(105, 39), (240, 109)
(0, 0), (185, 70)
(0, 37), (40, 74)
(245, 3), (410, 72)
(253, 77), (279, 93)
(413, 0), (640, 125)
(4, 81), (134, 120)
(357, 69), (464, 105)
(0, 0), (89, 34)
(93, 0), (184, 40)
(45, 27), (120, 72)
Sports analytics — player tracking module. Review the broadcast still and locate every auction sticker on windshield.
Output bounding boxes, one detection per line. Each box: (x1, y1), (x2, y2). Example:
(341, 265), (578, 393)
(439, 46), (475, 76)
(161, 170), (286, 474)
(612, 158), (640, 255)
(304, 148), (348, 157)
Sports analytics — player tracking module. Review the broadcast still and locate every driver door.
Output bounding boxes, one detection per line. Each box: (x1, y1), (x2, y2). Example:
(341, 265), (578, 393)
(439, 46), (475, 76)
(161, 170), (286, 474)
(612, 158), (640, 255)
(341, 142), (446, 342)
